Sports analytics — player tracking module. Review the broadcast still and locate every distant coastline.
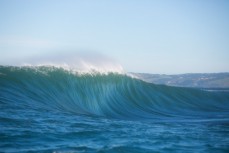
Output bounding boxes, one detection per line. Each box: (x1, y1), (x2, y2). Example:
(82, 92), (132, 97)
(132, 72), (229, 88)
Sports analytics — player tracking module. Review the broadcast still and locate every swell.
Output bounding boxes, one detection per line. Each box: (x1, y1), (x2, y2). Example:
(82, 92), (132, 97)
(0, 66), (229, 120)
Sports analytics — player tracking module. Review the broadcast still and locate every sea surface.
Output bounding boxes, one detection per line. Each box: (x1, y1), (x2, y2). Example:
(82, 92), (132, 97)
(0, 66), (229, 153)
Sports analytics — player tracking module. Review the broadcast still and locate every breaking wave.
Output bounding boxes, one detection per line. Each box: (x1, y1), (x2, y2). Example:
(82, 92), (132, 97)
(0, 66), (229, 121)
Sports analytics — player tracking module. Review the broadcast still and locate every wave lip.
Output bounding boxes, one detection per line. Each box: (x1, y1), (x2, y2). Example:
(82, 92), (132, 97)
(0, 66), (229, 121)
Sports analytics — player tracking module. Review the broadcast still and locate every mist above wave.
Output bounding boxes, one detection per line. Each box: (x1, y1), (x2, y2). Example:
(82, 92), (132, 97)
(4, 51), (124, 74)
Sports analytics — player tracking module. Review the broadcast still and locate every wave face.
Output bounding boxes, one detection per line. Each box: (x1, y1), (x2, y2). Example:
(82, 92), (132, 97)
(0, 66), (229, 121)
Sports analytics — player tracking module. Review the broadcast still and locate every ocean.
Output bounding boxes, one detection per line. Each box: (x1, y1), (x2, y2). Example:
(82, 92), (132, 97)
(0, 66), (229, 153)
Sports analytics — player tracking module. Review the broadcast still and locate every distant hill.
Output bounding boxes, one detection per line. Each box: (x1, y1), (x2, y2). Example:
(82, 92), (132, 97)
(131, 73), (229, 88)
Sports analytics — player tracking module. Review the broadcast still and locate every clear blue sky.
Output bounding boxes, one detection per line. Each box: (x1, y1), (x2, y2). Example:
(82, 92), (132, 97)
(0, 0), (229, 74)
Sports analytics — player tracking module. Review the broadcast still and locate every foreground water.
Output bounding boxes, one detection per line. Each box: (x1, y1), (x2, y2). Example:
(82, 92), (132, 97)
(1, 66), (229, 152)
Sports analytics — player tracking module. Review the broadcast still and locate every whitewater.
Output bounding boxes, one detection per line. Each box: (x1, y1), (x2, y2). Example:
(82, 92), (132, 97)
(1, 65), (229, 152)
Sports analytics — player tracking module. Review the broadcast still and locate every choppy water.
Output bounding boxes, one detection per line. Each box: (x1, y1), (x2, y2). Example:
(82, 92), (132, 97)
(1, 66), (229, 152)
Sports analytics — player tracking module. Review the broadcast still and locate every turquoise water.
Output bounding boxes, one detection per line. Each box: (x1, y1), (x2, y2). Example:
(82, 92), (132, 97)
(1, 66), (229, 152)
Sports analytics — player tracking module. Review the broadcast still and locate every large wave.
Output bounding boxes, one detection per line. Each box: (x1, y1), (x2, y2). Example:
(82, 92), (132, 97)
(0, 66), (229, 121)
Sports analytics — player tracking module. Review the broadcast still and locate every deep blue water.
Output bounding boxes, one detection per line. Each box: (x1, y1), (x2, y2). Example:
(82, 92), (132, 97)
(0, 66), (229, 153)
